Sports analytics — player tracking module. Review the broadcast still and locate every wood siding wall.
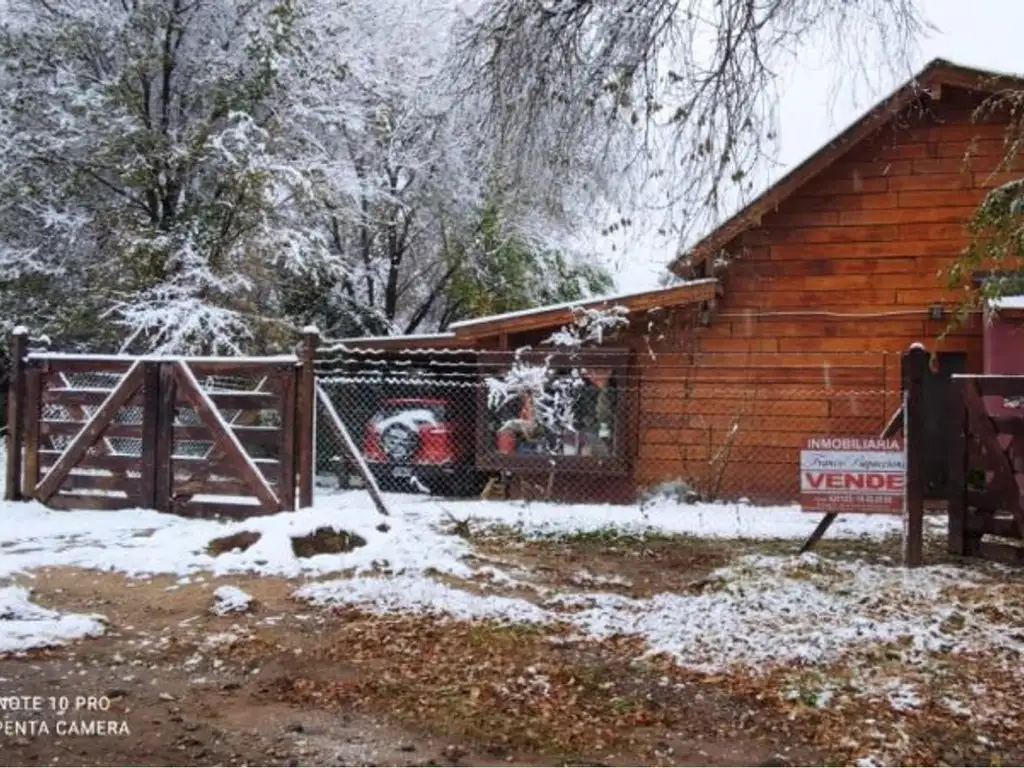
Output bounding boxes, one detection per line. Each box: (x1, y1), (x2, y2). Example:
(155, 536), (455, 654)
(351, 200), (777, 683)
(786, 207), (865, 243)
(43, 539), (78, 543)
(634, 86), (1014, 502)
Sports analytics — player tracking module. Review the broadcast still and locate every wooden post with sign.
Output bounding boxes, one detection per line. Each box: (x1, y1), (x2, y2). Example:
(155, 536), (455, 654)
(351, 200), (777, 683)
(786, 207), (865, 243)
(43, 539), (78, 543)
(902, 344), (928, 568)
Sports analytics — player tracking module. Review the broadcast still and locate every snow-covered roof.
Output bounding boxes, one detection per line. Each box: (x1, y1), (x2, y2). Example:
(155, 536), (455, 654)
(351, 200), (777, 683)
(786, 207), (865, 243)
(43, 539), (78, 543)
(448, 278), (717, 338)
(334, 332), (456, 343)
(987, 296), (1024, 310)
(325, 279), (717, 351)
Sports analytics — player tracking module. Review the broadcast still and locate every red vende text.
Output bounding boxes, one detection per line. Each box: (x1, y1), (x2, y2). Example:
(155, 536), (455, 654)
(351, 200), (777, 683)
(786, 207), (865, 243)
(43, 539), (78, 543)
(802, 471), (904, 492)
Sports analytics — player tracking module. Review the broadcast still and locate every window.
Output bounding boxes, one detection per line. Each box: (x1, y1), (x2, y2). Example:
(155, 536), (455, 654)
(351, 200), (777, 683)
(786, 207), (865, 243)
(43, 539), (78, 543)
(475, 350), (634, 475)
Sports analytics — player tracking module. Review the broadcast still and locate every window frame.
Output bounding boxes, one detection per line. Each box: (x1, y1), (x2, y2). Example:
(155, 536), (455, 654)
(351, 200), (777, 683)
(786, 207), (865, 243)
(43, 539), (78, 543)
(474, 348), (636, 476)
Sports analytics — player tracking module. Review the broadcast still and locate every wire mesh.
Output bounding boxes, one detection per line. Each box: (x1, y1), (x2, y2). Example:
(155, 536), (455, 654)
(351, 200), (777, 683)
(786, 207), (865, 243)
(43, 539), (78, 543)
(313, 348), (904, 505)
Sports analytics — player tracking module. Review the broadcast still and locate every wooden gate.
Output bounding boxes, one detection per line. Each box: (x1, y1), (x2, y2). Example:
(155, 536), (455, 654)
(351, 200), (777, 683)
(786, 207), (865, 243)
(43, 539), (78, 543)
(5, 342), (312, 519)
(947, 374), (1024, 565)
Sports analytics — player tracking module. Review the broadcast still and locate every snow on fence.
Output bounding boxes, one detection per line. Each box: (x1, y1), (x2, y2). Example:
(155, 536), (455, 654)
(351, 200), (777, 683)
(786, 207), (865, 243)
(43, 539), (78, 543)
(4, 328), (317, 519)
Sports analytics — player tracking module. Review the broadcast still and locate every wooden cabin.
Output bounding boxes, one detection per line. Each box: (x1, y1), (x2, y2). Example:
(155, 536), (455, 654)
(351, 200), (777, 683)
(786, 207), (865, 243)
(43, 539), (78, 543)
(340, 58), (1024, 504)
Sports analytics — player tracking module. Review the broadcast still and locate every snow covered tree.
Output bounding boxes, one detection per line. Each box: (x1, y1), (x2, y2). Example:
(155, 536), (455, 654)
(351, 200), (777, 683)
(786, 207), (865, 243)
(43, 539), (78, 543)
(439, 200), (613, 329)
(452, 0), (927, 248)
(279, 0), (613, 339)
(0, 0), (613, 350)
(0, 0), (363, 352)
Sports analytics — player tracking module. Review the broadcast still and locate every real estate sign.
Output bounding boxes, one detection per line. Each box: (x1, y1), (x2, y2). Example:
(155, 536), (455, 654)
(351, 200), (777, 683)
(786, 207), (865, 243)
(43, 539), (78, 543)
(799, 436), (905, 514)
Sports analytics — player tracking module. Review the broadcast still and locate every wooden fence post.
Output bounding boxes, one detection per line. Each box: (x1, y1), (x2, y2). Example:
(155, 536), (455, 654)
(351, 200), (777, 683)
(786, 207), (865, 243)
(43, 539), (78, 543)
(139, 362), (161, 510)
(296, 326), (319, 508)
(5, 327), (29, 501)
(154, 363), (176, 513)
(946, 375), (969, 557)
(903, 344), (928, 567)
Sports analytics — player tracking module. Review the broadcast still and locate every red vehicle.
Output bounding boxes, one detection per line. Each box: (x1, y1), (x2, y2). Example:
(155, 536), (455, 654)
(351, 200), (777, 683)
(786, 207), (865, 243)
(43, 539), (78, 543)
(362, 397), (478, 495)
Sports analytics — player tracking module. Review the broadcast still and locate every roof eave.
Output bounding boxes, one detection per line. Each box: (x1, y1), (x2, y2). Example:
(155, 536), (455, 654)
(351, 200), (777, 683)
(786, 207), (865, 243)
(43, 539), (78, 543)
(451, 279), (718, 341)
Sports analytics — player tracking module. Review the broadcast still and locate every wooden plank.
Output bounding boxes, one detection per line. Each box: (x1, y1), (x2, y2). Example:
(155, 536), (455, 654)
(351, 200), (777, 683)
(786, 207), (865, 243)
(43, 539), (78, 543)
(837, 205), (980, 227)
(183, 361), (296, 377)
(963, 382), (1024, 533)
(790, 192), (900, 212)
(733, 318), (927, 339)
(317, 383), (390, 517)
(799, 513), (838, 555)
(965, 513), (1021, 539)
(639, 443), (710, 462)
(47, 493), (136, 511)
(42, 388), (143, 408)
(30, 358), (134, 374)
(172, 361), (279, 513)
(35, 361), (144, 502)
(947, 379), (969, 556)
(139, 363), (160, 509)
(39, 451), (135, 472)
(896, 288), (976, 306)
(732, 273), (952, 296)
(899, 222), (970, 240)
(170, 500), (275, 521)
(646, 398), (831, 418)
(769, 238), (965, 262)
(22, 367), (42, 497)
(990, 416), (1024, 435)
(912, 156), (1003, 175)
(38, 450), (279, 481)
(975, 540), (1024, 566)
(776, 336), (927, 354)
(278, 371), (297, 512)
(904, 347), (928, 567)
(40, 421), (143, 439)
(154, 363), (175, 514)
(5, 329), (28, 501)
(171, 423), (281, 449)
(963, 376), (1024, 398)
(205, 391), (279, 410)
(896, 189), (988, 208)
(297, 329), (318, 508)
(61, 474), (137, 493)
(186, 456), (280, 482)
(174, 477), (255, 497)
(966, 489), (1003, 512)
(881, 405), (904, 438)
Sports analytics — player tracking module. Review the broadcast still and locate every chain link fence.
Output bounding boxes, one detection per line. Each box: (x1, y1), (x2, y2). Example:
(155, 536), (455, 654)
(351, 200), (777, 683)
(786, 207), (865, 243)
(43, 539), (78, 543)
(314, 346), (903, 506)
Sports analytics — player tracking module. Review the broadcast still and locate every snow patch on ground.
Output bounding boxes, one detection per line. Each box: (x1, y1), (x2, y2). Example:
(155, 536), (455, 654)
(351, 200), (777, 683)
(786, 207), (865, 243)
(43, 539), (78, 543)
(344, 491), (937, 541)
(0, 495), (474, 580)
(296, 575), (550, 624)
(0, 484), (917, 586)
(0, 586), (106, 653)
(295, 551), (1024, 675)
(212, 586), (254, 616)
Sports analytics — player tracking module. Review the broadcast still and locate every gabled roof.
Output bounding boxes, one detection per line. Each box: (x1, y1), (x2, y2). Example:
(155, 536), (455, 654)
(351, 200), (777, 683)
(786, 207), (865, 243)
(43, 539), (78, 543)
(668, 58), (1024, 276)
(447, 278), (717, 340)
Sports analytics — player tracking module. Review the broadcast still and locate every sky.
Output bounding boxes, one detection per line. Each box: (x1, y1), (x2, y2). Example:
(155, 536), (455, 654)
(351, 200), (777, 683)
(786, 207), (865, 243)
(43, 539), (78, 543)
(599, 0), (1024, 294)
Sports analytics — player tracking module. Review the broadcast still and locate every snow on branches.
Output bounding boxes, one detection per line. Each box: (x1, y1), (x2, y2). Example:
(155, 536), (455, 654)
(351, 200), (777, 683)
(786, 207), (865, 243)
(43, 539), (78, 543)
(485, 304), (628, 443)
(0, 0), (607, 351)
(543, 305), (629, 348)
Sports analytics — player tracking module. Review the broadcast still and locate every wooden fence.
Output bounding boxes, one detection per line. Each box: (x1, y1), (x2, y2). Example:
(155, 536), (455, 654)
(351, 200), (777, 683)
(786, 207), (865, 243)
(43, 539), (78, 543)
(4, 329), (319, 519)
(946, 373), (1024, 565)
